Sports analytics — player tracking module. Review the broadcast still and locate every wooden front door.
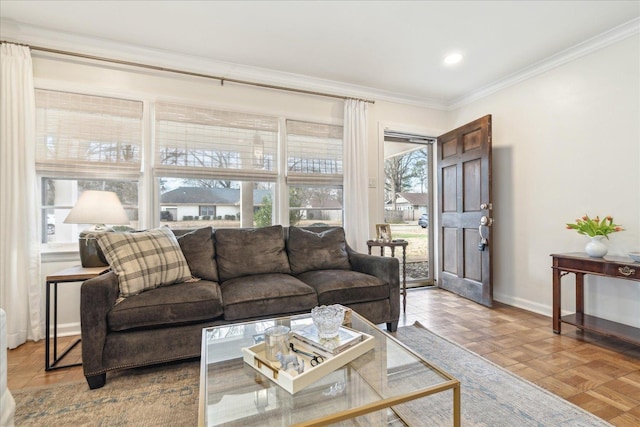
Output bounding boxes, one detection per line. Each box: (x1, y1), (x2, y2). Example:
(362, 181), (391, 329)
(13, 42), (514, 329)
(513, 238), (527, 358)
(437, 115), (493, 306)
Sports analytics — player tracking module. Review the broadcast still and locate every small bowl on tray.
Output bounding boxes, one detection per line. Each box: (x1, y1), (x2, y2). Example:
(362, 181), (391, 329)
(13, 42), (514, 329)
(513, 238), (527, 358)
(311, 305), (345, 339)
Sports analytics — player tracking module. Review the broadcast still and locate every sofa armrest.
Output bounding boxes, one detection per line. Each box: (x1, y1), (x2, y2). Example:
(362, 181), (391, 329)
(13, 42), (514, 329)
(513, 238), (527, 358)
(80, 271), (119, 376)
(347, 247), (400, 320)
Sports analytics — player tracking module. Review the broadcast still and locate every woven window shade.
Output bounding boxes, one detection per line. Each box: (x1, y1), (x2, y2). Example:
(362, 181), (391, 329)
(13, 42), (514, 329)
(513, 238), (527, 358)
(286, 120), (343, 185)
(155, 102), (279, 181)
(35, 90), (143, 179)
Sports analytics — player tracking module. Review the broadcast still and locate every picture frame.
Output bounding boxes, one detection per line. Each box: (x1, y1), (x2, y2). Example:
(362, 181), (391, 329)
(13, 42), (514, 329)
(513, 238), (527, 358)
(375, 224), (392, 242)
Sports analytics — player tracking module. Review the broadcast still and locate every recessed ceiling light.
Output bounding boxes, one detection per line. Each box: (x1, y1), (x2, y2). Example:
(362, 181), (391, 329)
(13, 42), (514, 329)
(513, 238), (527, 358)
(444, 53), (463, 65)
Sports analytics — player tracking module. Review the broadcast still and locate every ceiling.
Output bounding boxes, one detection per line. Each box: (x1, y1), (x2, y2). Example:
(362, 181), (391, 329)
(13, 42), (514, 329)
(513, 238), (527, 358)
(1, 1), (639, 108)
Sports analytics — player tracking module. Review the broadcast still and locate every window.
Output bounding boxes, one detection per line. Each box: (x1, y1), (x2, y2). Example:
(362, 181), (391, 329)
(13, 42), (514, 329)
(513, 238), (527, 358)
(35, 90), (142, 243)
(155, 101), (278, 181)
(199, 206), (215, 217)
(35, 92), (345, 241)
(155, 101), (279, 228)
(286, 120), (343, 226)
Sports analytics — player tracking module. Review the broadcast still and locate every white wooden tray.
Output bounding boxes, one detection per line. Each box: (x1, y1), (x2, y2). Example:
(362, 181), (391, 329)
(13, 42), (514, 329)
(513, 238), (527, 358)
(241, 330), (374, 394)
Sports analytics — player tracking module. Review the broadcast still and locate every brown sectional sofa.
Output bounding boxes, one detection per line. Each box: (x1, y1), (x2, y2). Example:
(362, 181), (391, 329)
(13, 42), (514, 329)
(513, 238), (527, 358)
(80, 225), (400, 389)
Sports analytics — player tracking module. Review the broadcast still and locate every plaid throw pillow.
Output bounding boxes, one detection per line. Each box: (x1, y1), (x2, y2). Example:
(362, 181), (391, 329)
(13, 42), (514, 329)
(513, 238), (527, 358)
(97, 227), (192, 297)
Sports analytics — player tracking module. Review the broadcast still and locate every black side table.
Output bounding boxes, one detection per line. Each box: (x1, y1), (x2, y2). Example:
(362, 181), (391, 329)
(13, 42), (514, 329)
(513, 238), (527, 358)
(45, 265), (108, 371)
(366, 240), (408, 312)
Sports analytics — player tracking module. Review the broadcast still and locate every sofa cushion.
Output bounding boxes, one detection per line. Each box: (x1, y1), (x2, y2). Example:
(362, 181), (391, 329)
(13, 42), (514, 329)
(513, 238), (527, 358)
(215, 225), (291, 282)
(108, 280), (223, 331)
(287, 227), (351, 275)
(97, 227), (192, 297)
(297, 270), (389, 305)
(220, 273), (317, 321)
(177, 227), (218, 282)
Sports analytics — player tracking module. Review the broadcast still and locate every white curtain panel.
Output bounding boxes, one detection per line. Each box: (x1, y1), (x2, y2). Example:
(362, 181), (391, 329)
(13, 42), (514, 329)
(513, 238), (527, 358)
(1, 309), (16, 425)
(343, 99), (370, 253)
(0, 43), (43, 348)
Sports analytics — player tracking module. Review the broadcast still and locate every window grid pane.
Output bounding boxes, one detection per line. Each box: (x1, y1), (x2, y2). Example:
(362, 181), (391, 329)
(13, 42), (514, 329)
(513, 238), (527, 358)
(289, 186), (343, 227)
(159, 178), (274, 228)
(155, 102), (278, 181)
(41, 178), (139, 244)
(35, 90), (143, 179)
(286, 120), (343, 178)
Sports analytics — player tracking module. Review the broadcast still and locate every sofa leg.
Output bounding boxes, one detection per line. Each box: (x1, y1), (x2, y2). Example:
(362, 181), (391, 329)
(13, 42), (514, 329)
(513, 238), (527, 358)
(86, 373), (106, 389)
(386, 321), (398, 332)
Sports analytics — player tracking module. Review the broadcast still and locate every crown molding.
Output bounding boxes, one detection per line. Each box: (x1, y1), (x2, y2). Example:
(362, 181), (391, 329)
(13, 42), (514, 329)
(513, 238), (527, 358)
(0, 18), (447, 110)
(2, 17), (638, 112)
(447, 17), (640, 110)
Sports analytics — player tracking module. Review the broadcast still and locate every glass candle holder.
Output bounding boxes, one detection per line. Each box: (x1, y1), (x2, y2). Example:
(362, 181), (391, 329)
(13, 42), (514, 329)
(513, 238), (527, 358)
(264, 325), (290, 361)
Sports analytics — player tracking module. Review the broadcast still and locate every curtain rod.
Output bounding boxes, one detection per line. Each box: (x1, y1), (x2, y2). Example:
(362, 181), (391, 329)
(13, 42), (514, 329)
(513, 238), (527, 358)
(1, 41), (375, 104)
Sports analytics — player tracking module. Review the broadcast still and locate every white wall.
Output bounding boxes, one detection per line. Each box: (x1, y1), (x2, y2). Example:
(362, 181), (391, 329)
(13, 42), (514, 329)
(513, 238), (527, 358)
(448, 34), (640, 326)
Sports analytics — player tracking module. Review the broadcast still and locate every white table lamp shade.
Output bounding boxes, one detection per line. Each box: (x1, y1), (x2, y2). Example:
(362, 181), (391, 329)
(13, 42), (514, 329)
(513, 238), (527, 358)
(64, 190), (129, 226)
(64, 190), (129, 267)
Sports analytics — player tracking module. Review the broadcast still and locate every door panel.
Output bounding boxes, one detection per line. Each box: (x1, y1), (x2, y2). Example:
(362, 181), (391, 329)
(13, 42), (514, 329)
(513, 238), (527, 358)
(442, 138), (458, 158)
(463, 159), (481, 211)
(463, 128), (482, 151)
(437, 115), (493, 307)
(443, 166), (457, 212)
(463, 228), (482, 282)
(443, 227), (457, 273)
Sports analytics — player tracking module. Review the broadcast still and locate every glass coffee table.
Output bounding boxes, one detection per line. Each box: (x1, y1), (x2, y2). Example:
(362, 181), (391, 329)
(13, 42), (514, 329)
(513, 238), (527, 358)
(198, 311), (460, 426)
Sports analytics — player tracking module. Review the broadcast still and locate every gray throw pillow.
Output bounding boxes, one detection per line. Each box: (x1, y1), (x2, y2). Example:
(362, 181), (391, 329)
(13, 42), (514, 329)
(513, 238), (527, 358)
(177, 227), (218, 282)
(215, 225), (291, 282)
(287, 227), (351, 275)
(97, 227), (192, 297)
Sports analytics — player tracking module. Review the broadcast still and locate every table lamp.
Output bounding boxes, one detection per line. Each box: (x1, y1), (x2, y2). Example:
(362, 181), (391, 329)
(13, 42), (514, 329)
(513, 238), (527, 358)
(64, 190), (130, 267)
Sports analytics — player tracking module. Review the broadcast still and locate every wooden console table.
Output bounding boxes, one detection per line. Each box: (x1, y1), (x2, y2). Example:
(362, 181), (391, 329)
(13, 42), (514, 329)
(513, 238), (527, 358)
(551, 252), (639, 345)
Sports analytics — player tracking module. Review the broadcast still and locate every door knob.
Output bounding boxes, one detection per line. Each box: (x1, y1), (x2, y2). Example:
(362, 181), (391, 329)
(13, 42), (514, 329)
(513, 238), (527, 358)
(478, 216), (493, 251)
(478, 224), (488, 251)
(480, 216), (494, 226)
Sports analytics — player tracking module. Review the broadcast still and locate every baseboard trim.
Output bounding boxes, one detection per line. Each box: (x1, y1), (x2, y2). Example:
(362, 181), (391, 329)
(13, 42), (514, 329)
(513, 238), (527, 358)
(494, 292), (553, 318)
(53, 322), (81, 338)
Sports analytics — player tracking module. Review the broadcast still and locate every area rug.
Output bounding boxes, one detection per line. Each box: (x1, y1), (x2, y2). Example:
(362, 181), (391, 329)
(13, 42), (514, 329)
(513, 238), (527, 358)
(11, 323), (612, 426)
(12, 360), (199, 426)
(392, 321), (612, 427)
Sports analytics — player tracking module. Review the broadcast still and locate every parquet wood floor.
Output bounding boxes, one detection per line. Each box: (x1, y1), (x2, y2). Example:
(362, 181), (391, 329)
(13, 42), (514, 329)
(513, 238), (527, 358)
(7, 287), (640, 426)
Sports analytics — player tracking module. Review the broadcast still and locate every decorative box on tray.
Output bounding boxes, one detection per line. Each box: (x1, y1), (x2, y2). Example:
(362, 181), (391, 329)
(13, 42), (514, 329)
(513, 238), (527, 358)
(242, 325), (374, 394)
